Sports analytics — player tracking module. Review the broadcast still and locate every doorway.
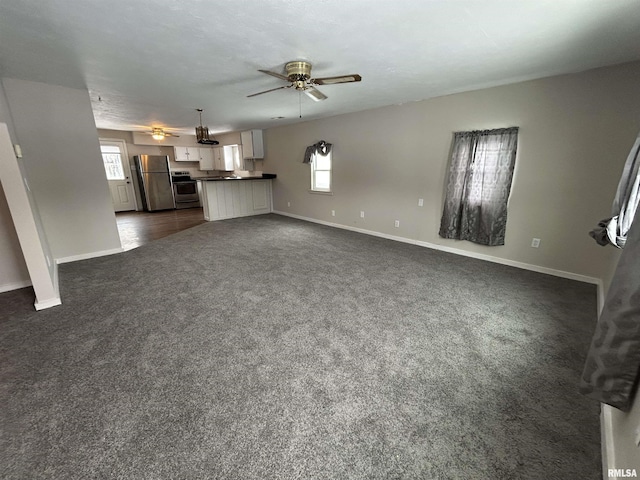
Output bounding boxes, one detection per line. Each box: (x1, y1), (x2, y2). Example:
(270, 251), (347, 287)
(99, 138), (136, 212)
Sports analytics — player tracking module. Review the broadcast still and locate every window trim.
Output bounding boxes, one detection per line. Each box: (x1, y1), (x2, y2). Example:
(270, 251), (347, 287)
(310, 150), (332, 193)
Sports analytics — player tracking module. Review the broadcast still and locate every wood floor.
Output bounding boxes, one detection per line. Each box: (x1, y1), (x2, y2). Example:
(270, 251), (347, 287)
(115, 208), (206, 251)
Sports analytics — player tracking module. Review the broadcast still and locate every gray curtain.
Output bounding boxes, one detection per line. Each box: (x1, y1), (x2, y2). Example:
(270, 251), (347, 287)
(580, 213), (640, 411)
(580, 130), (640, 411)
(439, 127), (519, 246)
(589, 130), (640, 248)
(303, 140), (332, 164)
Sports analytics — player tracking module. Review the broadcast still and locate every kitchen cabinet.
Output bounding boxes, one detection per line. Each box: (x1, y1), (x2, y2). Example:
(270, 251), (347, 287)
(199, 179), (272, 221)
(212, 147), (223, 170)
(196, 145), (242, 171)
(198, 147), (214, 170)
(241, 130), (264, 159)
(176, 146), (215, 165)
(174, 146), (199, 162)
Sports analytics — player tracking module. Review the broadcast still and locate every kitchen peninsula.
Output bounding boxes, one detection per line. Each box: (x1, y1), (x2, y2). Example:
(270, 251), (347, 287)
(197, 175), (276, 221)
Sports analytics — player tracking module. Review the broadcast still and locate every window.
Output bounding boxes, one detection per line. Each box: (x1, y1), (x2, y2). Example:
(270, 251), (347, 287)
(311, 150), (332, 192)
(439, 127), (519, 246)
(100, 144), (125, 180)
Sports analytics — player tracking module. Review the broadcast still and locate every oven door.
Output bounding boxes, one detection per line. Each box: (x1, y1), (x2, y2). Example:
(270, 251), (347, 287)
(174, 181), (197, 197)
(173, 181), (200, 208)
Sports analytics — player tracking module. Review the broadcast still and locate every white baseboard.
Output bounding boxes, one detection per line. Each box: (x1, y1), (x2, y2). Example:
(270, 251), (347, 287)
(55, 247), (123, 264)
(34, 296), (62, 310)
(0, 278), (32, 293)
(273, 210), (602, 286)
(34, 261), (61, 310)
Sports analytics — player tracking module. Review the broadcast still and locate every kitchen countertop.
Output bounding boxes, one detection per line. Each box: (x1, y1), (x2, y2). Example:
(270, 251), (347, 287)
(195, 174), (276, 181)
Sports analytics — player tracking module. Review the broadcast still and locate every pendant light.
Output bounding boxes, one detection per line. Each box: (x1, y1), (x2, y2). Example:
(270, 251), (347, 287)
(195, 109), (219, 145)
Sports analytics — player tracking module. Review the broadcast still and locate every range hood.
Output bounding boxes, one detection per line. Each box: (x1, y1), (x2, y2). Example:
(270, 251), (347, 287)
(196, 109), (219, 145)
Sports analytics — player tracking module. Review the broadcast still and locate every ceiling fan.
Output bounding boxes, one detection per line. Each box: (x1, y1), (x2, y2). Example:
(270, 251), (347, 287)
(143, 127), (180, 140)
(248, 61), (362, 101)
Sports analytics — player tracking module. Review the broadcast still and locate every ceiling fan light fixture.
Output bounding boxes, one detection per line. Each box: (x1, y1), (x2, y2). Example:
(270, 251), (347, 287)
(304, 87), (328, 102)
(285, 61), (312, 81)
(151, 128), (165, 140)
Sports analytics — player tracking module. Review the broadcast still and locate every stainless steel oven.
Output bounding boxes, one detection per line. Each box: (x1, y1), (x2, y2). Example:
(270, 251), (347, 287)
(171, 172), (200, 209)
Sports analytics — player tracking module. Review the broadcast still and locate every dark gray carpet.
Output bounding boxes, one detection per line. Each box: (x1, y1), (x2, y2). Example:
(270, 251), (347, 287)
(0, 214), (601, 479)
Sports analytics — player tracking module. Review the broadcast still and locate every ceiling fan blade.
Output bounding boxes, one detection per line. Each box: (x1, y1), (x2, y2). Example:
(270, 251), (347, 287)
(258, 69), (289, 82)
(247, 85), (292, 98)
(312, 74), (362, 85)
(304, 86), (327, 102)
(165, 133), (180, 137)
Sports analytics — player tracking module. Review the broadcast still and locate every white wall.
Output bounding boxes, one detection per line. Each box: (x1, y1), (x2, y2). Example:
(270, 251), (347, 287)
(0, 80), (30, 292)
(0, 186), (29, 291)
(0, 123), (60, 309)
(605, 392), (640, 474)
(265, 61), (640, 285)
(2, 78), (121, 262)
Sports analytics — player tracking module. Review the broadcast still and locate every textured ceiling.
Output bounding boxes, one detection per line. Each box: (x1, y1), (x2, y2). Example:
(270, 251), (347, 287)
(1, 0), (640, 135)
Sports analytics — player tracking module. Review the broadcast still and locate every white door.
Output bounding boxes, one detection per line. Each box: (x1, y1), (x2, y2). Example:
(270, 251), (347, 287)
(100, 139), (136, 212)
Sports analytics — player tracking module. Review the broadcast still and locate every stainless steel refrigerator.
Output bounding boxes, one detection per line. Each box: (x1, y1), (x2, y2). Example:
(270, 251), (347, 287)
(134, 155), (175, 211)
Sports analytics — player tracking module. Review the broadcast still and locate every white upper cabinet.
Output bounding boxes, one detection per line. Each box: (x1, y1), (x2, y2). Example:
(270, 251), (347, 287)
(198, 148), (214, 170)
(212, 147), (224, 170)
(178, 145), (243, 171)
(241, 130), (264, 159)
(174, 146), (195, 162)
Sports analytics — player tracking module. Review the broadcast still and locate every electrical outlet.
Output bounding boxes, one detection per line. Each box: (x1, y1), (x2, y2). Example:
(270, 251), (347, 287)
(531, 238), (541, 248)
(360, 211), (365, 218)
(418, 198), (424, 207)
(331, 210), (335, 217)
(394, 220), (400, 228)
(287, 201), (290, 207)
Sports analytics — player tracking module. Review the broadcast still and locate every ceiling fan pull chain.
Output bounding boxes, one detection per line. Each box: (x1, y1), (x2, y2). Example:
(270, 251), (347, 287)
(299, 91), (302, 119)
